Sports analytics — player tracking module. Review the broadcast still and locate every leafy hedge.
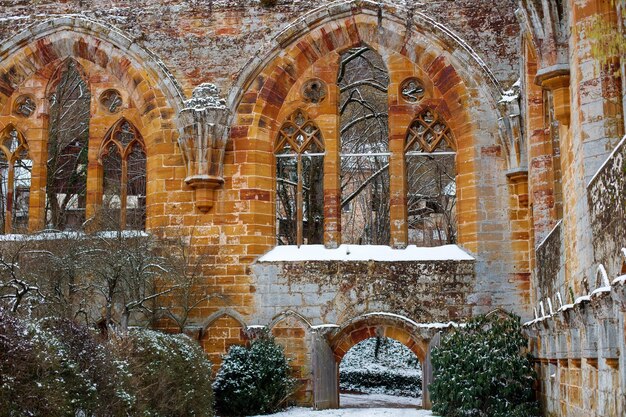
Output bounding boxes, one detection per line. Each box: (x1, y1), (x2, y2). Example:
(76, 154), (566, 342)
(430, 312), (539, 417)
(0, 310), (214, 417)
(213, 337), (296, 416)
(118, 329), (214, 417)
(339, 337), (422, 397)
(340, 368), (421, 397)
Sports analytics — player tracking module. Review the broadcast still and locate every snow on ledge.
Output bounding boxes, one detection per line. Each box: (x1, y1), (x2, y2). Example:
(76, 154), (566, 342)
(613, 275), (626, 286)
(590, 286), (612, 297)
(258, 244), (474, 263)
(0, 230), (149, 241)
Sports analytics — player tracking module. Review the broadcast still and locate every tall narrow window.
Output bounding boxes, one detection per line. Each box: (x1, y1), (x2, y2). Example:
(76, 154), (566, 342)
(46, 60), (91, 231)
(100, 121), (147, 230)
(275, 110), (324, 245)
(0, 128), (31, 234)
(338, 46), (390, 245)
(405, 110), (457, 246)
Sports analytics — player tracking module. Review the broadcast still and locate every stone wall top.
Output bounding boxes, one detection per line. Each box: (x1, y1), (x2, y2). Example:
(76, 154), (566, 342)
(0, 0), (520, 96)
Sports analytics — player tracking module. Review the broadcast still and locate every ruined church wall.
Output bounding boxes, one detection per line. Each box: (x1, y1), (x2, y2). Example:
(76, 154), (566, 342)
(0, 0), (521, 95)
(0, 0), (537, 408)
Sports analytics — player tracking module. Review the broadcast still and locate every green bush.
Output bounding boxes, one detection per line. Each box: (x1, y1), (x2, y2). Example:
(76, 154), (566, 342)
(339, 337), (422, 397)
(118, 329), (214, 417)
(39, 318), (134, 416)
(0, 310), (214, 417)
(213, 337), (296, 416)
(430, 312), (539, 417)
(0, 312), (131, 417)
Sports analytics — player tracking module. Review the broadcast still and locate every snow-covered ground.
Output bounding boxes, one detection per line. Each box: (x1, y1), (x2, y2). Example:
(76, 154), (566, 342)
(252, 406), (434, 417)
(340, 393), (421, 408)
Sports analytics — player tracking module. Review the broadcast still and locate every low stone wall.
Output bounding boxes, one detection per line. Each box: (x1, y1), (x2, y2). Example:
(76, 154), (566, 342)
(535, 221), (566, 304)
(251, 258), (476, 325)
(525, 278), (626, 417)
(528, 138), (626, 417)
(588, 137), (626, 279)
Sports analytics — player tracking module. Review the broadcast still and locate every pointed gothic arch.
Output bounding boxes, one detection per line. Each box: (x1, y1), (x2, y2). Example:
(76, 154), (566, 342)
(229, 4), (507, 253)
(98, 118), (147, 230)
(0, 125), (31, 234)
(0, 16), (185, 117)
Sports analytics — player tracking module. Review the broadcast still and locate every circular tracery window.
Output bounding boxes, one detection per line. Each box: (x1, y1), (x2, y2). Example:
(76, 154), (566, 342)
(400, 78), (425, 103)
(302, 78), (327, 104)
(100, 89), (123, 113)
(13, 95), (36, 117)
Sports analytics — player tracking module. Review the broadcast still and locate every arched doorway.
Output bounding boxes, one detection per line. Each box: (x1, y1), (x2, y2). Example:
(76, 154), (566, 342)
(339, 336), (423, 409)
(311, 313), (440, 410)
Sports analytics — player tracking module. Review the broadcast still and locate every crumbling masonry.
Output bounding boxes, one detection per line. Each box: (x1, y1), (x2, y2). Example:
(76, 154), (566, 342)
(0, 0), (624, 415)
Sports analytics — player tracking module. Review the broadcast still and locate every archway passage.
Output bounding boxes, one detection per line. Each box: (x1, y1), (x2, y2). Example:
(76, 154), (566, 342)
(339, 336), (423, 409)
(311, 314), (436, 410)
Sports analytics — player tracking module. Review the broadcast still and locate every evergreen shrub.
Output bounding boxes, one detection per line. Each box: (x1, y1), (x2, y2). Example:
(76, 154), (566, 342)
(0, 311), (131, 416)
(0, 311), (215, 417)
(213, 337), (296, 416)
(119, 329), (214, 417)
(430, 312), (539, 417)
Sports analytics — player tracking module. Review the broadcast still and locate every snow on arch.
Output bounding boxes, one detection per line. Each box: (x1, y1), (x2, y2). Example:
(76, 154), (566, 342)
(328, 312), (460, 364)
(591, 264), (611, 296)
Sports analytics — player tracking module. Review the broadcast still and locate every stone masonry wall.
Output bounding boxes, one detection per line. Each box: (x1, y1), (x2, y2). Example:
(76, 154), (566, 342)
(0, 0), (538, 410)
(523, 0), (626, 416)
(588, 137), (626, 280)
(0, 0), (521, 96)
(535, 221), (566, 306)
(251, 259), (476, 325)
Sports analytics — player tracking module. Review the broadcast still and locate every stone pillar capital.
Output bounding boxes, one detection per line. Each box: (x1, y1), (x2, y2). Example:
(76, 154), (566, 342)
(178, 83), (231, 212)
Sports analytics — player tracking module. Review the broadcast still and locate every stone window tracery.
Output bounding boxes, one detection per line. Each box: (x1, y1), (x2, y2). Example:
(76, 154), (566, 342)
(405, 110), (457, 246)
(0, 127), (31, 234)
(275, 110), (324, 246)
(13, 95), (36, 118)
(100, 121), (147, 231)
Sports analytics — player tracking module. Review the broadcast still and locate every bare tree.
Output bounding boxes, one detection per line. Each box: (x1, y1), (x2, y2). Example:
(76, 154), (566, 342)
(26, 232), (96, 322)
(158, 231), (225, 332)
(338, 46), (391, 245)
(46, 59), (91, 231)
(0, 239), (42, 313)
(85, 230), (174, 332)
(406, 155), (456, 246)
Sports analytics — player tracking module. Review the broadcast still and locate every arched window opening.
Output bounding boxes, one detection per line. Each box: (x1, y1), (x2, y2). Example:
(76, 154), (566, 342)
(0, 128), (31, 234)
(100, 121), (147, 230)
(405, 110), (457, 246)
(46, 60), (91, 231)
(275, 110), (325, 245)
(338, 46), (390, 245)
(339, 337), (422, 408)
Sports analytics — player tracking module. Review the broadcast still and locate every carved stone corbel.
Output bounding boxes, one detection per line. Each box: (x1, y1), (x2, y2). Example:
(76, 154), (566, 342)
(178, 83), (230, 212)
